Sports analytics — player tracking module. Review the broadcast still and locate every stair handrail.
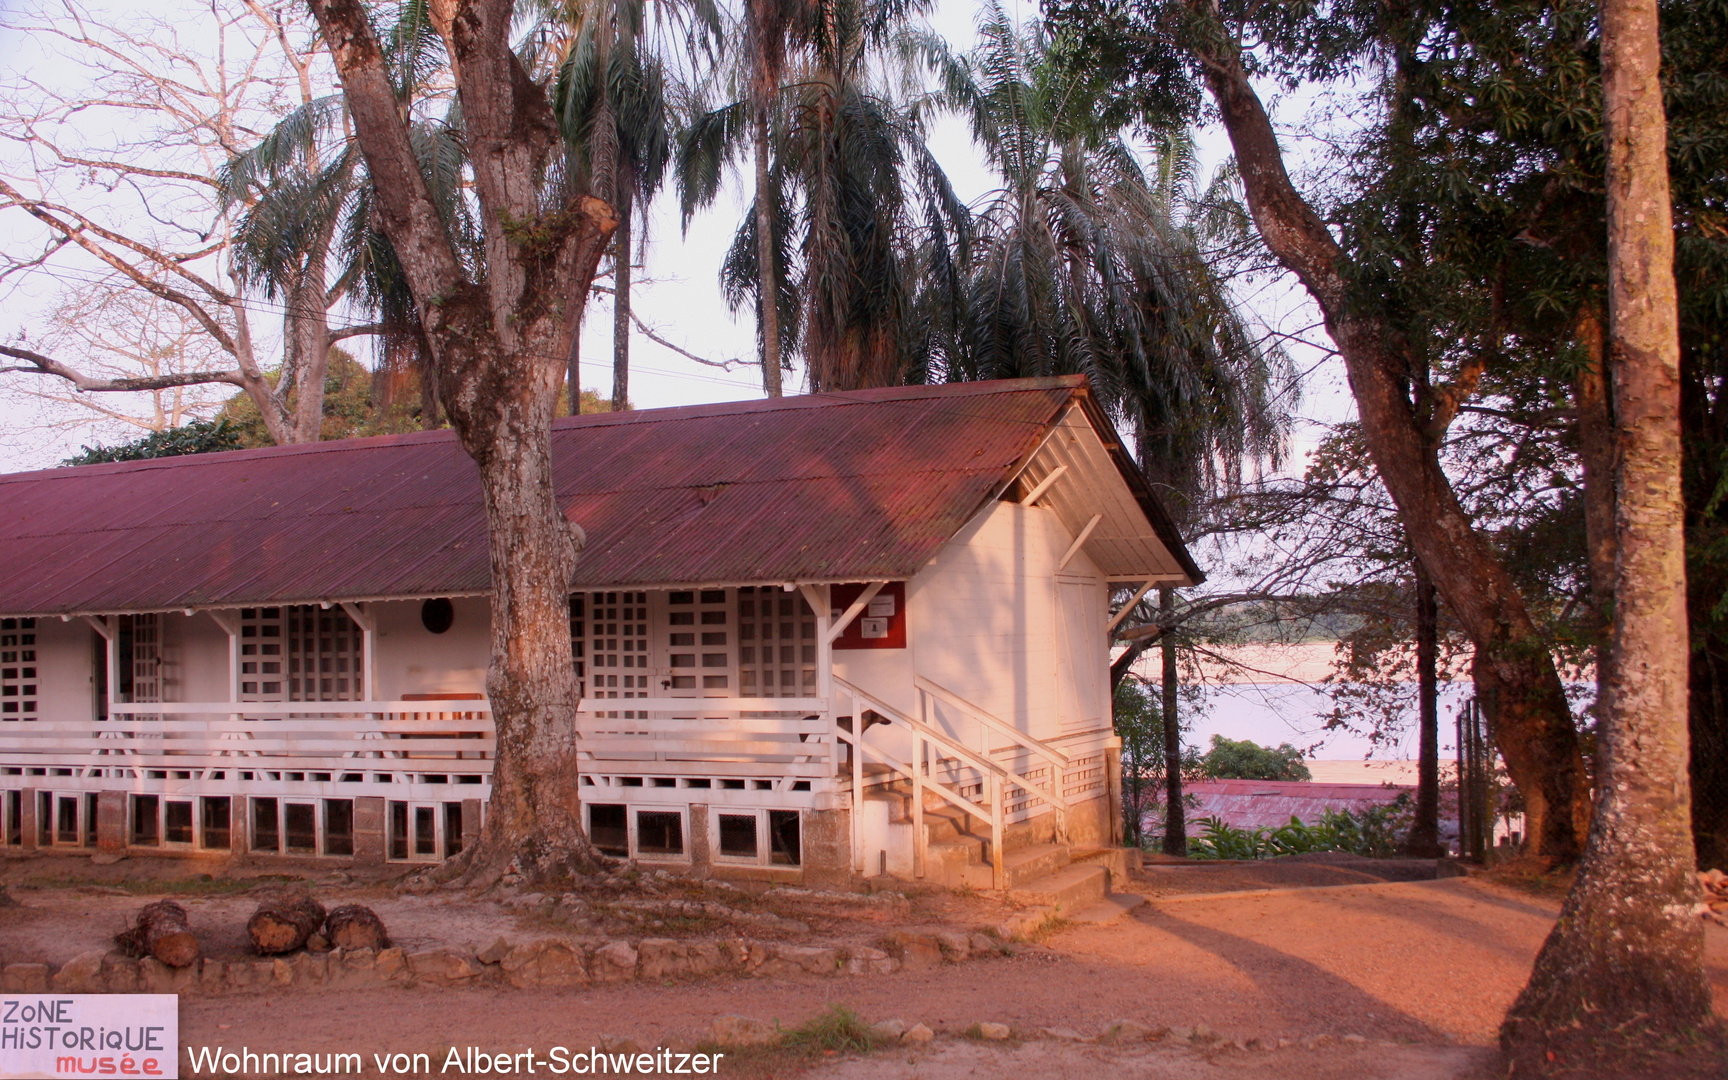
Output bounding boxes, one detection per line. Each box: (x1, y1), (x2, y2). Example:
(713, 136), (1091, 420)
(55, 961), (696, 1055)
(912, 676), (1071, 771)
(834, 678), (1016, 792)
(835, 675), (1009, 887)
(835, 676), (1066, 823)
(838, 677), (1065, 801)
(835, 726), (996, 828)
(915, 677), (1074, 846)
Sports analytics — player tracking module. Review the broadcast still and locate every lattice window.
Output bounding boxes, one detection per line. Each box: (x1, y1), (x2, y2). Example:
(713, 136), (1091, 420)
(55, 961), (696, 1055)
(667, 589), (733, 696)
(128, 613), (161, 704)
(286, 606), (360, 701)
(0, 617), (38, 721)
(736, 588), (816, 698)
(577, 590), (650, 718)
(238, 608), (285, 701)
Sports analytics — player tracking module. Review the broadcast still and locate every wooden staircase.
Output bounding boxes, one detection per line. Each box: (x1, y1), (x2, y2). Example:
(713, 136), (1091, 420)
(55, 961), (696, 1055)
(834, 675), (1078, 890)
(863, 783), (1113, 912)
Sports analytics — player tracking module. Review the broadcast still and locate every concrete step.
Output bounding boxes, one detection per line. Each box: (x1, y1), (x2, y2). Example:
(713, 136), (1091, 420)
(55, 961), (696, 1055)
(1070, 847), (1129, 879)
(1069, 892), (1147, 925)
(923, 836), (985, 888)
(1003, 842), (1072, 887)
(1008, 863), (1109, 912)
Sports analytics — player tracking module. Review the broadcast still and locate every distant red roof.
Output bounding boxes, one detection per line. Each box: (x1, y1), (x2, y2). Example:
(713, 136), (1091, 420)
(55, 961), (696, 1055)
(0, 377), (1200, 615)
(1164, 779), (1411, 832)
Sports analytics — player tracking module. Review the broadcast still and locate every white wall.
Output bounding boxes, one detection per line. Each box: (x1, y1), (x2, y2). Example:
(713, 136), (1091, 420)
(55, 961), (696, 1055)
(372, 597), (491, 699)
(163, 611), (231, 703)
(832, 499), (1110, 768)
(29, 617), (96, 723)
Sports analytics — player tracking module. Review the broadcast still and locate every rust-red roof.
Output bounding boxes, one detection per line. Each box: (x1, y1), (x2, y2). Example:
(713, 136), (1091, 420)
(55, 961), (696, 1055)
(1141, 779), (1413, 835)
(0, 377), (1199, 615)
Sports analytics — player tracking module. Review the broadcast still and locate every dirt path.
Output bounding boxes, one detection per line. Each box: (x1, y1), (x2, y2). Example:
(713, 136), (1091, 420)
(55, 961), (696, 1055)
(154, 876), (1725, 1079)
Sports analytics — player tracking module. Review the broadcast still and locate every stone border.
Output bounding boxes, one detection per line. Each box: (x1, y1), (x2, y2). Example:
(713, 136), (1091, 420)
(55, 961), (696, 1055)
(0, 929), (1005, 996)
(713, 1014), (1383, 1054)
(715, 1009), (1389, 1050)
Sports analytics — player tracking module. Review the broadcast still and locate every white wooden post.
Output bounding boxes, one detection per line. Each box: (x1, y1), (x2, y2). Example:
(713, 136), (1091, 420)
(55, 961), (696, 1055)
(912, 730), (925, 879)
(339, 602), (377, 702)
(81, 616), (116, 718)
(990, 774), (1005, 889)
(851, 687), (865, 874)
(205, 610), (241, 703)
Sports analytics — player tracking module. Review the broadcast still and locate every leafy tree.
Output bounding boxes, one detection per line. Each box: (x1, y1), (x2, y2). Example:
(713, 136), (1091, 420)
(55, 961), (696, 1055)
(1115, 676), (1200, 846)
(1044, 0), (1591, 862)
(1198, 735), (1311, 782)
(680, 0), (965, 390)
(62, 419), (244, 466)
(1319, 0), (1728, 874)
(305, 0), (617, 883)
(1503, 0), (1717, 1061)
(216, 350), (427, 446)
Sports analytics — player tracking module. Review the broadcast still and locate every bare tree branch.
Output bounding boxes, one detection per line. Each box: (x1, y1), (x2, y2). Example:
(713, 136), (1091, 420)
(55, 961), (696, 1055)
(329, 322), (383, 343)
(0, 342), (243, 393)
(590, 285), (749, 370)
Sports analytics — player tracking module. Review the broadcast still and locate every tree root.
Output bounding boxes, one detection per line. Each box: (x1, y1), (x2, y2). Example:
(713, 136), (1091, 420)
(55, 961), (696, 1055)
(1501, 1016), (1726, 1078)
(412, 834), (619, 895)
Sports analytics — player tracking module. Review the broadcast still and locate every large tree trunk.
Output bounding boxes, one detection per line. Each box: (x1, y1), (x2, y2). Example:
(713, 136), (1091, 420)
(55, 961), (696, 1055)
(309, 0), (617, 884)
(1503, 0), (1716, 1057)
(286, 263), (331, 444)
(463, 404), (593, 879)
(1193, 33), (1588, 860)
(1159, 587), (1186, 857)
(751, 86), (782, 398)
(1574, 304), (1618, 720)
(611, 177), (633, 412)
(1406, 561), (1442, 857)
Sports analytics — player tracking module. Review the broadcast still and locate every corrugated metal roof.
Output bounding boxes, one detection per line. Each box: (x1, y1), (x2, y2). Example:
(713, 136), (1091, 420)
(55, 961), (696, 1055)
(0, 377), (1200, 615)
(1149, 779), (1412, 834)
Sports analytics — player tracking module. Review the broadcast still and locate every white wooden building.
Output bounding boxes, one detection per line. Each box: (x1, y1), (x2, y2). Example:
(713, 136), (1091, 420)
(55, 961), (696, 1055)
(0, 377), (1200, 890)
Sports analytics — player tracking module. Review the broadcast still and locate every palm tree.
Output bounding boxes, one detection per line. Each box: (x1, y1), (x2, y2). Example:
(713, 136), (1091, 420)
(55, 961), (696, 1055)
(930, 7), (1288, 511)
(929, 7), (1292, 857)
(221, 92), (355, 443)
(224, 0), (468, 434)
(742, 0), (806, 396)
(679, 0), (967, 391)
(539, 0), (716, 412)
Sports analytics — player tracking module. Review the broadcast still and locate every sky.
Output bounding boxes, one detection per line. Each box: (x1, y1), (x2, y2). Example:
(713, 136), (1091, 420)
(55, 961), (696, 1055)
(0, 0), (1352, 469)
(0, 0), (1416, 759)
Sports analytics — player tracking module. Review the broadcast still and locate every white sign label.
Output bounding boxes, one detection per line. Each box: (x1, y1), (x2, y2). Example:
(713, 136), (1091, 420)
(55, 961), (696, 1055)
(1, 995), (177, 1079)
(859, 617), (888, 639)
(865, 595), (895, 617)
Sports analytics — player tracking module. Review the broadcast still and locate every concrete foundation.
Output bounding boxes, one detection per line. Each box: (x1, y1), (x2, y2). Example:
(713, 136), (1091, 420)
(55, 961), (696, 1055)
(353, 797), (386, 865)
(801, 806), (852, 887)
(19, 788), (35, 851)
(687, 804), (711, 878)
(96, 790), (126, 852)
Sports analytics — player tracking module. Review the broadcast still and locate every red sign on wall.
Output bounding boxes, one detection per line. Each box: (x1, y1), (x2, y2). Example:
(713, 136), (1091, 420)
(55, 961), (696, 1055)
(830, 581), (907, 650)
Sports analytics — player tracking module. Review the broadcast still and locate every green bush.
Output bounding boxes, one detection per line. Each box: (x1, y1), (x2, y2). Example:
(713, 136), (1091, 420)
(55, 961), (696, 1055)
(62, 418), (242, 465)
(1187, 796), (1412, 860)
(1198, 734), (1312, 781)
